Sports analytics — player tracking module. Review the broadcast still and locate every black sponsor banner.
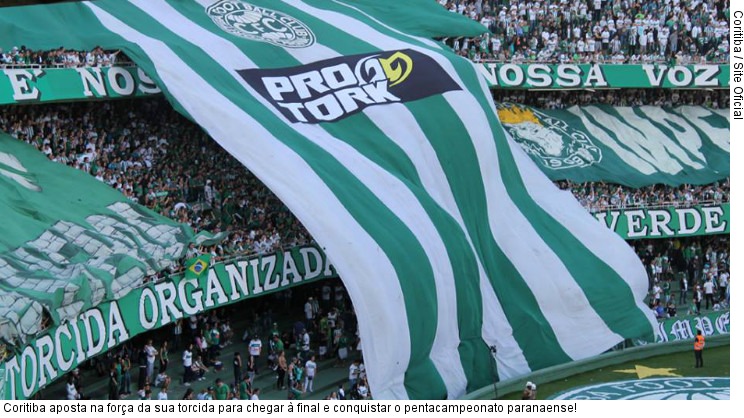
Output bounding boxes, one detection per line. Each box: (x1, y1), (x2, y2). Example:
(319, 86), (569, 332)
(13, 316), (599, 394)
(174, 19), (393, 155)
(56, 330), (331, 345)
(238, 49), (460, 123)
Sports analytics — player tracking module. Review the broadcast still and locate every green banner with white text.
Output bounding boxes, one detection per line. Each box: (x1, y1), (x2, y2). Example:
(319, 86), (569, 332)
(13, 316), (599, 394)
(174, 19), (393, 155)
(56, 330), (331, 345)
(594, 204), (729, 240)
(477, 63), (729, 89)
(0, 244), (336, 400)
(655, 311), (730, 343)
(0, 66), (161, 105)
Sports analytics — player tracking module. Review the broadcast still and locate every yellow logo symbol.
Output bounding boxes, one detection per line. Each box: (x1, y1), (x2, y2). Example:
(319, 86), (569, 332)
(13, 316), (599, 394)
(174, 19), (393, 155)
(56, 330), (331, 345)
(497, 105), (541, 125)
(378, 51), (413, 87)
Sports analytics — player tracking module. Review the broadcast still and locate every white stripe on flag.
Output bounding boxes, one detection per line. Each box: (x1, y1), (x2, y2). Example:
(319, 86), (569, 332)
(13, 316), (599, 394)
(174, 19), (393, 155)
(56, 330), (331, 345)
(87, 0), (412, 400)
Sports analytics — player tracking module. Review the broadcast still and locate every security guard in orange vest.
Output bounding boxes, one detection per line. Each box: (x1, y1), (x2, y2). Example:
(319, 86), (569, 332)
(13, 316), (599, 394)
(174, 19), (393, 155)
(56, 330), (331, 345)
(694, 330), (705, 368)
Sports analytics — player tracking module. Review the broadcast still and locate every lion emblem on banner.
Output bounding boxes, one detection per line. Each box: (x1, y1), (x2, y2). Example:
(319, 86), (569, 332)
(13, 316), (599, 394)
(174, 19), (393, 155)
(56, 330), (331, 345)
(497, 104), (601, 170)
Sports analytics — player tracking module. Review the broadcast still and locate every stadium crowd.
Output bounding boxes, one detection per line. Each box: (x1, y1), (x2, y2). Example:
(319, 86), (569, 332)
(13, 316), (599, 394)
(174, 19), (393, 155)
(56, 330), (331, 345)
(634, 234), (729, 319)
(442, 0), (730, 64)
(1, 93), (729, 230)
(57, 278), (366, 401)
(0, 0), (732, 404)
(1, 45), (129, 68)
(0, 90), (729, 268)
(492, 88), (729, 108)
(557, 178), (729, 212)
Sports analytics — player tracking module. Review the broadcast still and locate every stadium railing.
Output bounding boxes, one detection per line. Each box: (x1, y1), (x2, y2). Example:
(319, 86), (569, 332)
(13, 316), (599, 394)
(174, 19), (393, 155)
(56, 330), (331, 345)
(586, 199), (726, 214)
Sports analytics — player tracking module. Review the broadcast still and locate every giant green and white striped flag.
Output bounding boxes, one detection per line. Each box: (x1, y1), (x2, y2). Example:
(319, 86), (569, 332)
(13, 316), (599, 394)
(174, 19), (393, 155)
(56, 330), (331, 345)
(1, 0), (657, 399)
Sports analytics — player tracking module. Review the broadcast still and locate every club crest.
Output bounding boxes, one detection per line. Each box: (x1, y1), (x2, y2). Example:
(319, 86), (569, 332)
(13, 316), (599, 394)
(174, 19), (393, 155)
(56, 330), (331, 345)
(497, 103), (601, 170)
(206, 0), (315, 48)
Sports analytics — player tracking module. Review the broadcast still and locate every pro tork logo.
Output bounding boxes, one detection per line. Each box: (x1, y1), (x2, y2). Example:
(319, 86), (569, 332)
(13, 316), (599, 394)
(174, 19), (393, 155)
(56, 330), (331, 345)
(238, 49), (461, 123)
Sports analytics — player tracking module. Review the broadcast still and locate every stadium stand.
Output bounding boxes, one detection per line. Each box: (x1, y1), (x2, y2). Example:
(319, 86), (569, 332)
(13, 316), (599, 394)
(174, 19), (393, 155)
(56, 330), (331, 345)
(440, 0), (730, 64)
(2, 0), (732, 68)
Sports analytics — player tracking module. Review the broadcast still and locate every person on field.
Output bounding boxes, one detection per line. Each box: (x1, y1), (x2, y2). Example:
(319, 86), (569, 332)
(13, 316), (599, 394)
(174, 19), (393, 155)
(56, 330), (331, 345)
(522, 381), (537, 400)
(694, 330), (705, 368)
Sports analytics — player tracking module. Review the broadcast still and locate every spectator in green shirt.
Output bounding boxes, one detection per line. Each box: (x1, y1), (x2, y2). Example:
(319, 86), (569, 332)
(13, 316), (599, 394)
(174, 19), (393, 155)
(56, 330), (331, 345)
(238, 375), (251, 400)
(214, 378), (229, 400)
